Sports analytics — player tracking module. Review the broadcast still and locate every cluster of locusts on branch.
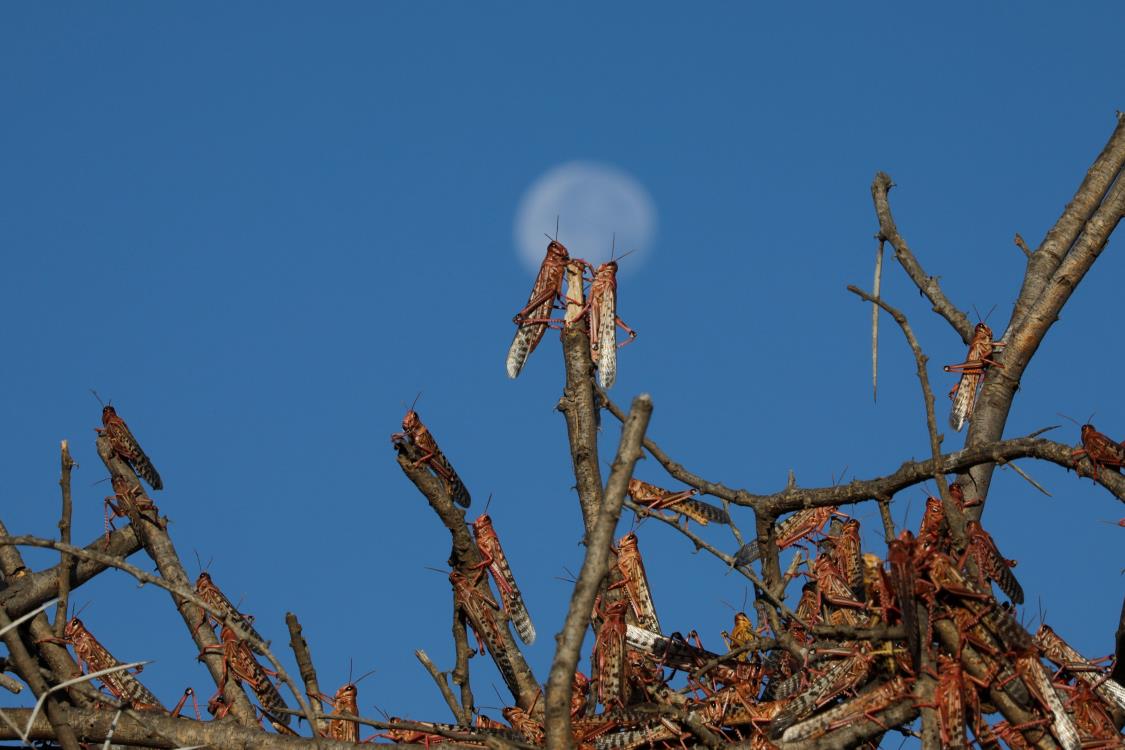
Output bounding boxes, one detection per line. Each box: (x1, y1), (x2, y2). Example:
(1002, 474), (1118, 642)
(382, 235), (1125, 750)
(3, 116), (1125, 750)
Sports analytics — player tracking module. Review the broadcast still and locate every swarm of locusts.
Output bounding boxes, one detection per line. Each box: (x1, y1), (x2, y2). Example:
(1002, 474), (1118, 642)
(3, 209), (1125, 750)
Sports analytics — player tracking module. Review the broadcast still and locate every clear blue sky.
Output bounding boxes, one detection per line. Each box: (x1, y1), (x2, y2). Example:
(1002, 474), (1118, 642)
(2, 2), (1123, 739)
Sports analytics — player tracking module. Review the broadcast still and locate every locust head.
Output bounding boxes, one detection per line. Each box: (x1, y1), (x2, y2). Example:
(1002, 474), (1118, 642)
(334, 683), (358, 710)
(545, 240), (569, 263)
(101, 405), (118, 424)
(472, 514), (493, 534)
(64, 617), (84, 641)
(972, 322), (993, 342)
(401, 409), (421, 433)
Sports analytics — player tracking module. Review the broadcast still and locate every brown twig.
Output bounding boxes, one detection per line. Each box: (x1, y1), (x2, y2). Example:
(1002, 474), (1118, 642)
(450, 596), (475, 723)
(544, 393), (652, 750)
(54, 440), (76, 637)
(286, 612), (328, 736)
(871, 171), (974, 344)
(416, 649), (465, 725)
(848, 286), (963, 542)
(1014, 232), (1032, 259)
(598, 389), (747, 503)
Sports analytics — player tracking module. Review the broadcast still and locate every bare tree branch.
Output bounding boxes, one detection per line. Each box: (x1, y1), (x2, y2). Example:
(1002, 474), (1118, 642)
(545, 393), (652, 750)
(286, 612), (328, 736)
(871, 171), (974, 343)
(847, 286), (964, 542)
(53, 440), (76, 638)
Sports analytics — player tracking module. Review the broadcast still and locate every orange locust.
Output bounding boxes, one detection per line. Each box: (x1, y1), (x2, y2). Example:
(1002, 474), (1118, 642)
(1070, 421), (1125, 481)
(960, 520), (1023, 604)
(103, 474), (161, 545)
(615, 531), (661, 633)
(42, 617), (165, 711)
(319, 667), (375, 742)
(592, 598), (629, 710)
(732, 506), (842, 568)
(507, 239), (574, 378)
(392, 404), (471, 508)
(581, 253), (637, 389)
(471, 514), (535, 645)
(1018, 653), (1082, 750)
(1034, 624), (1125, 713)
(199, 623), (291, 732)
(95, 405), (163, 490)
(194, 571), (267, 655)
(944, 322), (1004, 432)
(449, 571), (520, 696)
(626, 478), (729, 527)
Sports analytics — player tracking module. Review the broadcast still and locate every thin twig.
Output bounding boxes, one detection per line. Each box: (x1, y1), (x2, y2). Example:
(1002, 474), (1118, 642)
(1013, 233), (1032, 259)
(286, 612), (328, 736)
(598, 389), (748, 504)
(870, 171), (974, 344)
(544, 394), (652, 750)
(848, 286), (962, 541)
(416, 650), (464, 725)
(872, 238), (884, 401)
(54, 440), (76, 637)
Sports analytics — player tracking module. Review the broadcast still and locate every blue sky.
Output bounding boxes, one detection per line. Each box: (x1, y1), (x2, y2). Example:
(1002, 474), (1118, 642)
(2, 2), (1124, 739)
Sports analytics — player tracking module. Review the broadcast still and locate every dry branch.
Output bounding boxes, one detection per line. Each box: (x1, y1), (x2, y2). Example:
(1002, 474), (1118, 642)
(545, 393), (652, 750)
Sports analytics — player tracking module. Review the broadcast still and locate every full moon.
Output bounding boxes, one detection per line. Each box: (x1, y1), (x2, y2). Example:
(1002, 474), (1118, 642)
(514, 161), (656, 275)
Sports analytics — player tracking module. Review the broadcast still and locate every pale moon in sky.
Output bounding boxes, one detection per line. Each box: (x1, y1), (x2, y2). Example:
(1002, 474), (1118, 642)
(514, 161), (656, 275)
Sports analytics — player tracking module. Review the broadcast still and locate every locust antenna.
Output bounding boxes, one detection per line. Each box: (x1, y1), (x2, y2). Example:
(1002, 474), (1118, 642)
(90, 389), (106, 407)
(719, 599), (737, 613)
(422, 566), (447, 576)
(353, 667), (377, 687)
(555, 216), (560, 242)
(482, 493), (494, 515)
(1056, 412), (1081, 427)
(741, 587), (749, 612)
(409, 392), (422, 413)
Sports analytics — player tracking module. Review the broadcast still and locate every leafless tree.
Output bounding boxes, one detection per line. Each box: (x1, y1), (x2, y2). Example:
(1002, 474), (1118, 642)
(1, 114), (1123, 750)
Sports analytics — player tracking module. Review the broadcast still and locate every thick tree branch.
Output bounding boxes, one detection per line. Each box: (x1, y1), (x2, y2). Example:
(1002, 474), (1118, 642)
(558, 326), (606, 533)
(545, 394), (652, 750)
(1008, 113), (1125, 335)
(871, 171), (974, 343)
(963, 115), (1125, 516)
(0, 706), (425, 750)
(0, 525), (142, 619)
